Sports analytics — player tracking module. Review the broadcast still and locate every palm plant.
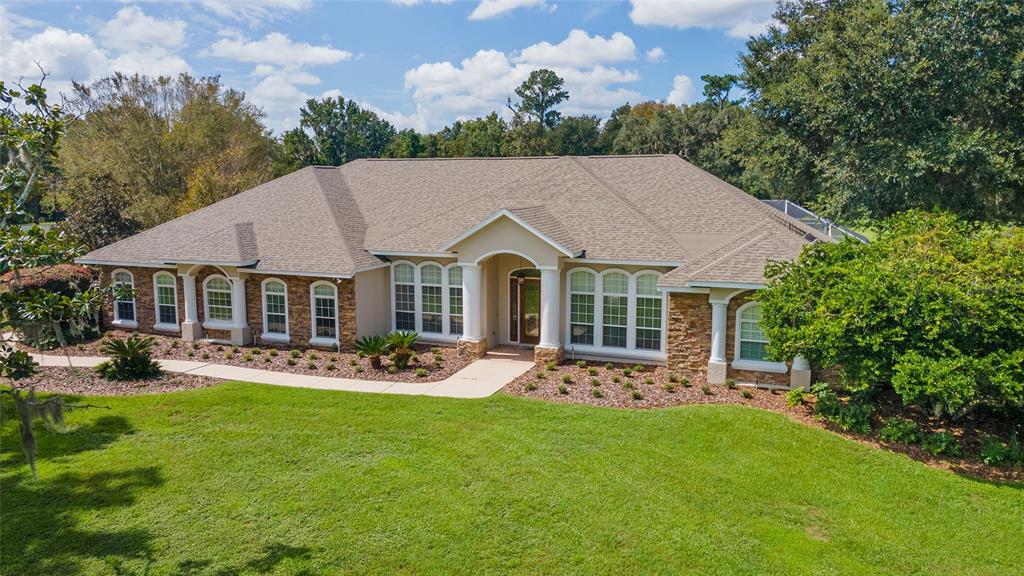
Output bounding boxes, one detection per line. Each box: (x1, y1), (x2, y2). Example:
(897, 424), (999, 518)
(95, 335), (161, 380)
(386, 330), (420, 369)
(354, 334), (391, 369)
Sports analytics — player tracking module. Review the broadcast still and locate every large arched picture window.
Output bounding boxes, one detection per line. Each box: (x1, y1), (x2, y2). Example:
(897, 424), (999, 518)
(262, 279), (289, 338)
(153, 272), (178, 328)
(563, 268), (666, 358)
(204, 276), (234, 322)
(393, 263), (416, 331)
(311, 282), (338, 341)
(112, 269), (136, 324)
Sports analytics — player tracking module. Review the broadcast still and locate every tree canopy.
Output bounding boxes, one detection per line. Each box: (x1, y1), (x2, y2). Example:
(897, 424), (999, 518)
(508, 69), (569, 130)
(278, 96), (396, 171)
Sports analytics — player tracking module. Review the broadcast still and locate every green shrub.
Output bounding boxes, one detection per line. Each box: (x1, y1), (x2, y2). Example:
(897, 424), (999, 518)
(879, 417), (921, 444)
(224, 351), (234, 360)
(410, 354), (419, 364)
(591, 388), (603, 398)
(921, 431), (961, 457)
(786, 388), (806, 407)
(356, 351), (365, 358)
(622, 381), (635, 390)
(701, 385), (712, 395)
(387, 365), (398, 374)
(216, 345), (224, 352)
(604, 362), (613, 370)
(263, 356), (272, 363)
(561, 374), (573, 384)
(741, 389), (753, 399)
(525, 382), (537, 391)
(433, 359), (442, 368)
(307, 351), (319, 360)
(725, 378), (737, 389)
(612, 376), (621, 384)
(576, 360), (587, 368)
(326, 362), (336, 371)
(980, 434), (1021, 467)
(268, 349), (278, 357)
(354, 334), (391, 369)
(663, 382), (675, 393)
(289, 349), (301, 358)
(833, 403), (875, 434)
(811, 383), (841, 417)
(644, 377), (655, 386)
(306, 360), (317, 369)
(416, 368), (428, 378)
(631, 390), (643, 400)
(95, 335), (161, 381)
(546, 361), (557, 371)
(590, 378), (600, 386)
(242, 352), (254, 362)
(558, 384), (569, 395)
(431, 347), (440, 354)
(632, 364), (644, 372)
(386, 330), (420, 369)
(587, 367), (598, 376)
(286, 358), (297, 366)
(622, 368), (633, 378)
(535, 371), (546, 380)
(169, 340), (179, 349)
(349, 359), (358, 366)
(668, 373), (679, 384)
(201, 352), (210, 360)
(230, 346), (239, 354)
(355, 366), (364, 373)
(186, 350), (195, 357)
(192, 342), (200, 350)
(680, 377), (691, 388)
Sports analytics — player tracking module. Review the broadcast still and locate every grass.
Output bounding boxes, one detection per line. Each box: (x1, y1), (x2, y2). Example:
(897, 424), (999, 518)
(2, 382), (1022, 575)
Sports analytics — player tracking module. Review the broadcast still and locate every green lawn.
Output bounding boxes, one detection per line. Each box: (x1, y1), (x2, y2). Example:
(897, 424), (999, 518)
(2, 383), (1021, 575)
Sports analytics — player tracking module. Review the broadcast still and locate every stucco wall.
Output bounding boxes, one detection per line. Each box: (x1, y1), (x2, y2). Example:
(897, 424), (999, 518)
(450, 215), (565, 268)
(354, 266), (391, 338)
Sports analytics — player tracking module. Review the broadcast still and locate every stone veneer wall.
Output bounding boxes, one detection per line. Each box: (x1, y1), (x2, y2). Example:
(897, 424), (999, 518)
(98, 266), (184, 336)
(98, 266), (356, 349)
(666, 290), (790, 386)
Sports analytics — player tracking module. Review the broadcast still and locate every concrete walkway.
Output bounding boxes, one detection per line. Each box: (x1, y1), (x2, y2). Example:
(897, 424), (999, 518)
(30, 351), (534, 399)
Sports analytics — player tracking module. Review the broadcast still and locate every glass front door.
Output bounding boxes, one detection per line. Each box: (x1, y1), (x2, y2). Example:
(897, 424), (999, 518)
(509, 270), (541, 345)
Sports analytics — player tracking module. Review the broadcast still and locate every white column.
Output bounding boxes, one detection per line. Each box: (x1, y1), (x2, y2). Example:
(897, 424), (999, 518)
(229, 275), (251, 346)
(539, 268), (561, 349)
(461, 264), (482, 341)
(707, 300), (728, 384)
(180, 273), (201, 341)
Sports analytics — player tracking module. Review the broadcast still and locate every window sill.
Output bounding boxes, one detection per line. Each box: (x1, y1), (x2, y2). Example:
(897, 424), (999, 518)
(111, 319), (138, 329)
(564, 344), (666, 362)
(261, 332), (290, 343)
(203, 320), (237, 331)
(732, 359), (789, 374)
(153, 323), (180, 333)
(309, 337), (338, 348)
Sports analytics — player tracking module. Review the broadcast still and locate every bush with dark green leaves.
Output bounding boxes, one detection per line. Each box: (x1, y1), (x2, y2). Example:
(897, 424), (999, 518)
(95, 335), (160, 380)
(760, 212), (1024, 420)
(979, 434), (1022, 468)
(386, 330), (419, 369)
(921, 432), (961, 458)
(810, 384), (873, 434)
(878, 417), (921, 444)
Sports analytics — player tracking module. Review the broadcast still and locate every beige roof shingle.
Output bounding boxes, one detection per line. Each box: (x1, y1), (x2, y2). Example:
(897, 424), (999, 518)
(79, 155), (828, 285)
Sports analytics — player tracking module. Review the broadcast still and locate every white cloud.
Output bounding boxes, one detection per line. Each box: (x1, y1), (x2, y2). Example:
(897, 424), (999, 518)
(629, 0), (776, 38)
(206, 32), (352, 67)
(389, 0), (454, 5)
(666, 75), (697, 106)
(110, 47), (191, 78)
(399, 29), (642, 131)
(515, 29), (635, 67)
(645, 46), (665, 62)
(199, 0), (312, 24)
(1, 26), (109, 81)
(469, 0), (554, 20)
(99, 6), (186, 52)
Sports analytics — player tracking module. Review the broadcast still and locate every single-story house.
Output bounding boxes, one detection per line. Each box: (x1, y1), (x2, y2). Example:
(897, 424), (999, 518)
(78, 154), (834, 387)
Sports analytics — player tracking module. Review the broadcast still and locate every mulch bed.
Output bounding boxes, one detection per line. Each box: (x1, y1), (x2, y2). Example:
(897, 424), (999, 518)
(13, 366), (219, 396)
(505, 359), (1023, 483)
(25, 332), (472, 383)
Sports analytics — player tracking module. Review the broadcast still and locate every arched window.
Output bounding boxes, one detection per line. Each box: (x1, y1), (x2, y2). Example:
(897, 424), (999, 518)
(262, 279), (289, 338)
(634, 273), (662, 351)
(311, 282), (338, 341)
(393, 263), (416, 331)
(153, 272), (178, 328)
(112, 269), (136, 324)
(420, 263), (443, 333)
(601, 272), (628, 348)
(204, 276), (234, 322)
(569, 270), (595, 345)
(737, 303), (769, 361)
(448, 266), (463, 335)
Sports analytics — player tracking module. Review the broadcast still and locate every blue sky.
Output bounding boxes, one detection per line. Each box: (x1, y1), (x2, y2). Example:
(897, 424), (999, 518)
(1, 1), (777, 134)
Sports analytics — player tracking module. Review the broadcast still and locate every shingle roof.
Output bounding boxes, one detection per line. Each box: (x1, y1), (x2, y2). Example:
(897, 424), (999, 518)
(79, 155), (828, 285)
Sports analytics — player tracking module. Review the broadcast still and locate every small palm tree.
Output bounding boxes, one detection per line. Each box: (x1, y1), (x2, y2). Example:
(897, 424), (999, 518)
(354, 334), (391, 369)
(96, 335), (161, 380)
(386, 330), (420, 369)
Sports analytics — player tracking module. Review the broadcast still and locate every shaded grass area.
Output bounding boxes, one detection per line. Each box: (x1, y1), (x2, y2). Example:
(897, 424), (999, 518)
(2, 383), (1022, 575)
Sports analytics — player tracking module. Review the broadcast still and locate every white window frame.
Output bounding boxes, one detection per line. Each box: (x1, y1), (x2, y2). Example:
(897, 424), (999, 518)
(563, 267), (668, 361)
(261, 278), (290, 342)
(202, 274), (235, 328)
(600, 271), (629, 349)
(568, 269), (597, 347)
(732, 301), (787, 373)
(309, 281), (340, 347)
(447, 265), (463, 336)
(419, 263), (444, 335)
(111, 268), (138, 328)
(634, 272), (664, 353)
(152, 271), (179, 332)
(389, 260), (462, 343)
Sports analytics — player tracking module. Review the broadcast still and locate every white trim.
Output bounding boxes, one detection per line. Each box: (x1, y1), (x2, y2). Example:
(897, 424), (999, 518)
(658, 286), (711, 294)
(709, 288), (749, 305)
(111, 268), (137, 325)
(167, 259), (259, 267)
(152, 271), (179, 330)
(469, 249), (540, 267)
(309, 280), (340, 345)
(389, 260), (465, 338)
(248, 268), (352, 279)
(688, 281), (766, 290)
(77, 259), (175, 269)
(202, 274), (235, 324)
(260, 277), (290, 341)
(351, 263), (391, 275)
(441, 208), (577, 257)
(369, 250), (454, 259)
(563, 267), (668, 359)
(506, 267), (542, 344)
(732, 301), (788, 374)
(565, 258), (682, 267)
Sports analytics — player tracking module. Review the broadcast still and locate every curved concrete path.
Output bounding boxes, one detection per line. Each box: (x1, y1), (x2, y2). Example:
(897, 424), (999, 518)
(29, 352), (534, 399)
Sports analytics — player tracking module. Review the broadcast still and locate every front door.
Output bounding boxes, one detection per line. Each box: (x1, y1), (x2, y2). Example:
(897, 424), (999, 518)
(509, 275), (541, 345)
